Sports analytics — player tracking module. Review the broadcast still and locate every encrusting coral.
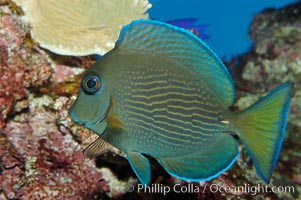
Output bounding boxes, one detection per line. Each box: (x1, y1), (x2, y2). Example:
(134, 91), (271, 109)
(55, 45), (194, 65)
(237, 2), (301, 128)
(3, 95), (107, 199)
(232, 3), (301, 199)
(12, 0), (151, 56)
(0, 5), (52, 129)
(0, 4), (109, 199)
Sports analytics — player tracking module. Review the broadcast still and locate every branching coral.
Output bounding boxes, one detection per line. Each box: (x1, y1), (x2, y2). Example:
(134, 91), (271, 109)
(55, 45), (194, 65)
(12, 0), (151, 56)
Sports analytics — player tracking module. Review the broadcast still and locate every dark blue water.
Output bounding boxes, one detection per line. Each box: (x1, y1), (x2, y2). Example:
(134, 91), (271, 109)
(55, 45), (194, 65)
(148, 0), (297, 59)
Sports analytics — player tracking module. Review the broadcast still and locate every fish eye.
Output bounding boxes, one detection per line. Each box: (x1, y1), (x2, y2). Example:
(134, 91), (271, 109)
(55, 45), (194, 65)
(82, 75), (102, 94)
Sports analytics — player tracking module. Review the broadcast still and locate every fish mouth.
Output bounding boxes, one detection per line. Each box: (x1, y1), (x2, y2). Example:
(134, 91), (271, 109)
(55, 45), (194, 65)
(69, 93), (113, 126)
(90, 93), (113, 126)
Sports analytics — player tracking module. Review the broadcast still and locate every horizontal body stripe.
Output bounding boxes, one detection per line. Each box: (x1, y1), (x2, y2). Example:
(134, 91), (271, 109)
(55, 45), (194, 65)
(133, 80), (168, 86)
(127, 109), (215, 136)
(125, 104), (224, 138)
(124, 102), (219, 123)
(125, 98), (218, 120)
(131, 84), (196, 93)
(126, 117), (212, 143)
(133, 91), (200, 99)
(128, 122), (185, 146)
(154, 114), (218, 133)
(167, 104), (218, 114)
(131, 73), (169, 80)
(128, 116), (193, 142)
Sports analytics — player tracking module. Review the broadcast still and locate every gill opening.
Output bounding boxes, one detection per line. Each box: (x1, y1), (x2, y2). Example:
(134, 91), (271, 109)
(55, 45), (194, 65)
(92, 92), (114, 125)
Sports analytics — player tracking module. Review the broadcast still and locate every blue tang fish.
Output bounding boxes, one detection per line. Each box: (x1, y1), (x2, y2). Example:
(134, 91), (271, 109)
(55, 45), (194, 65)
(166, 18), (210, 39)
(69, 19), (292, 185)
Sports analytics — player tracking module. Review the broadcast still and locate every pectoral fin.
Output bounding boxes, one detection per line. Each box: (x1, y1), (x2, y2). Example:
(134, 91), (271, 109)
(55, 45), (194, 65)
(107, 114), (123, 128)
(157, 134), (239, 181)
(84, 136), (115, 158)
(127, 151), (151, 185)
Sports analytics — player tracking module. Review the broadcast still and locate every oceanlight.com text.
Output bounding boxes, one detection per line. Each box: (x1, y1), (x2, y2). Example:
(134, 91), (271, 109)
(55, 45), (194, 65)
(209, 183), (294, 196)
(126, 183), (295, 196)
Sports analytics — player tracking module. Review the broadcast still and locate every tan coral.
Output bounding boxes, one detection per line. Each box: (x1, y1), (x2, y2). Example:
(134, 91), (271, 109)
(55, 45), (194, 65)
(13, 0), (151, 55)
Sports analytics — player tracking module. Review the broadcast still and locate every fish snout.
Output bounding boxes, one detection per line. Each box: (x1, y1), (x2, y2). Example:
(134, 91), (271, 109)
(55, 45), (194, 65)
(68, 106), (85, 125)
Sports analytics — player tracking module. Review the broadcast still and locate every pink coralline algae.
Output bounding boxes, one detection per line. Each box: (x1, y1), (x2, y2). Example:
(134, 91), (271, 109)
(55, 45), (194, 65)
(3, 95), (106, 199)
(0, 4), (108, 199)
(0, 6), (52, 128)
(232, 3), (301, 199)
(0, 131), (25, 200)
(237, 3), (301, 128)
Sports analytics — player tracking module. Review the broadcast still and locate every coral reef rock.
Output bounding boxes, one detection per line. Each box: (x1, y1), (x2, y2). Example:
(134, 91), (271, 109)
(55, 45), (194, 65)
(233, 2), (301, 200)
(240, 2), (301, 128)
(0, 4), (108, 199)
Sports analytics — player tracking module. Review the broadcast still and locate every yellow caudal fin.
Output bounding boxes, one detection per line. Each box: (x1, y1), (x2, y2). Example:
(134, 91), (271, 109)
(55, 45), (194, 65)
(229, 82), (292, 183)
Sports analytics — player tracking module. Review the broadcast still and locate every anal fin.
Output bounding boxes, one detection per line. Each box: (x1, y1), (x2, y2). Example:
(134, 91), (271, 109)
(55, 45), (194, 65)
(157, 134), (239, 181)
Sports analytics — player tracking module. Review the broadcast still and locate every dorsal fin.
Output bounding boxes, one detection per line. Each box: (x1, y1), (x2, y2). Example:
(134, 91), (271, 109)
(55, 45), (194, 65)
(115, 19), (235, 106)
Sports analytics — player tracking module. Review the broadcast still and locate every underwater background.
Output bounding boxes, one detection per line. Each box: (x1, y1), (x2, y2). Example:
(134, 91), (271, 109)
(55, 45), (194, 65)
(0, 0), (300, 199)
(149, 0), (297, 58)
